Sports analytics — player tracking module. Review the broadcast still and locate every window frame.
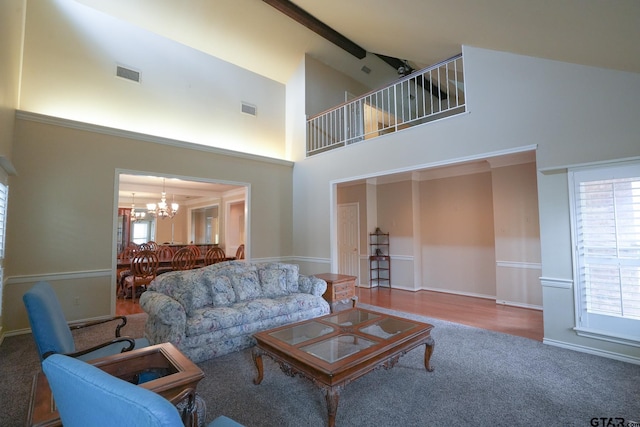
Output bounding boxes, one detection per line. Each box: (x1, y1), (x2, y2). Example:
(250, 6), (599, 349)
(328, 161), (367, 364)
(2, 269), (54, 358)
(568, 160), (640, 347)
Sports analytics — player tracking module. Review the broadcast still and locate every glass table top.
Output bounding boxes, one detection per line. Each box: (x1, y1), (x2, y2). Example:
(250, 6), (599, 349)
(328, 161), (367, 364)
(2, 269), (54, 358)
(264, 309), (421, 363)
(300, 335), (377, 363)
(268, 321), (334, 345)
(359, 317), (417, 339)
(324, 309), (380, 326)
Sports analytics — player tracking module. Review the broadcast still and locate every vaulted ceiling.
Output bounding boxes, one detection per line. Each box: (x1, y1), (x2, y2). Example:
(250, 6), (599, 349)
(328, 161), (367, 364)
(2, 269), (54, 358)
(89, 0), (637, 197)
(78, 0), (640, 88)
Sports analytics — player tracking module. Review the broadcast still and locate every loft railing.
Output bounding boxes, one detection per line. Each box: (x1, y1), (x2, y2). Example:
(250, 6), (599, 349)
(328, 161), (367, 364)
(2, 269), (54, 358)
(306, 54), (465, 156)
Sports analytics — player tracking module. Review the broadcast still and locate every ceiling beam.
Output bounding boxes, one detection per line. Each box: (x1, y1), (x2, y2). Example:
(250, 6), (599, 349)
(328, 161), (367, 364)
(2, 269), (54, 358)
(376, 54), (448, 100)
(262, 0), (366, 59)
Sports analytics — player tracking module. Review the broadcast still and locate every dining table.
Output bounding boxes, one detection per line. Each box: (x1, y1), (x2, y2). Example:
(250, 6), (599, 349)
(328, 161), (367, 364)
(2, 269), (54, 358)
(116, 255), (236, 270)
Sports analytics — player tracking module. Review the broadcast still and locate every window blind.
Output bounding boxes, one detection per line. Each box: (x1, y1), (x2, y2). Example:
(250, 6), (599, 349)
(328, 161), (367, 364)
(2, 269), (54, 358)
(0, 183), (7, 319)
(0, 183), (7, 260)
(571, 163), (640, 343)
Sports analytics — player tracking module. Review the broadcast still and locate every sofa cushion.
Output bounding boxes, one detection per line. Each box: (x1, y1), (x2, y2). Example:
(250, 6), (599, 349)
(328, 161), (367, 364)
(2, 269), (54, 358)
(230, 270), (262, 301)
(282, 264), (300, 293)
(167, 270), (212, 316)
(259, 268), (288, 297)
(209, 276), (236, 307)
(256, 263), (300, 293)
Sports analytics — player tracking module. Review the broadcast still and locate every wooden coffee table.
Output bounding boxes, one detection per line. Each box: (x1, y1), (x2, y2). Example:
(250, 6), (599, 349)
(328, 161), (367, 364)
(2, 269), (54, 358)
(252, 308), (435, 427)
(27, 342), (204, 427)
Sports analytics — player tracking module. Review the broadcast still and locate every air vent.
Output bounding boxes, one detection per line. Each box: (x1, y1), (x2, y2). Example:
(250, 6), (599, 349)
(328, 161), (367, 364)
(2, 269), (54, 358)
(116, 65), (141, 83)
(361, 65), (371, 74)
(241, 102), (257, 116)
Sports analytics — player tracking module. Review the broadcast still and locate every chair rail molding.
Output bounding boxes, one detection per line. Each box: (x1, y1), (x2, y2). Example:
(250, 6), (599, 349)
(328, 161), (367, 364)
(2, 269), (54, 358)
(6, 269), (112, 285)
(539, 277), (573, 289)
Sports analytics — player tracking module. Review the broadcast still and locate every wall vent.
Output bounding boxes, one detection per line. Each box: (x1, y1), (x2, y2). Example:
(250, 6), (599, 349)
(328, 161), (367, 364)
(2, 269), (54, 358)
(116, 65), (141, 83)
(241, 102), (257, 116)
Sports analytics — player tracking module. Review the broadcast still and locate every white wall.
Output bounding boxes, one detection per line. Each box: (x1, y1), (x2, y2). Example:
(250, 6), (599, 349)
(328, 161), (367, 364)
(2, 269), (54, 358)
(305, 55), (371, 117)
(19, 0), (286, 159)
(293, 46), (640, 361)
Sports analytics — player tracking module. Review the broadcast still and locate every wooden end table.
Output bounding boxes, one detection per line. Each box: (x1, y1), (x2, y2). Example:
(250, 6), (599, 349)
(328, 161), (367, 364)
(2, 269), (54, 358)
(27, 342), (204, 427)
(314, 273), (357, 312)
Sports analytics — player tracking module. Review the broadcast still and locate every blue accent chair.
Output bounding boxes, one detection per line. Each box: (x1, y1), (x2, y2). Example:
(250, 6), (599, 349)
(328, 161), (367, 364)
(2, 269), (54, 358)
(42, 354), (243, 427)
(23, 281), (149, 362)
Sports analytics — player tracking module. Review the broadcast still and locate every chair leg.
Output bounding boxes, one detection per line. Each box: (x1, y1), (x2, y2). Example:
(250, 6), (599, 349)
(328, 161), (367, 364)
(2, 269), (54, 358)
(132, 283), (137, 304)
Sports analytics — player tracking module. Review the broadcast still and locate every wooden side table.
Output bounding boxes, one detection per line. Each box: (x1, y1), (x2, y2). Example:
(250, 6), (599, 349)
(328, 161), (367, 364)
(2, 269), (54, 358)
(314, 273), (357, 312)
(27, 343), (204, 427)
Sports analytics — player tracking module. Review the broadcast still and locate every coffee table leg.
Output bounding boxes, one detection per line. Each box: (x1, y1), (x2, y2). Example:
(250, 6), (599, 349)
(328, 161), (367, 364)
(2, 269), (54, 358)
(424, 336), (435, 372)
(252, 349), (264, 385)
(323, 386), (341, 427)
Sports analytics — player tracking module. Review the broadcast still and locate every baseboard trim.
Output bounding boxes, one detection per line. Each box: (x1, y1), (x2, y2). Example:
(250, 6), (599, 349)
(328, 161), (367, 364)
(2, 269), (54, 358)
(543, 338), (640, 365)
(496, 299), (543, 311)
(421, 286), (496, 301)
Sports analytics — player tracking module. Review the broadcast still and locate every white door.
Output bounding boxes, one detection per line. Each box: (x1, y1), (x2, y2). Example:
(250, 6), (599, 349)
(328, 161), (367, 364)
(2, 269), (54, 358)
(338, 203), (360, 282)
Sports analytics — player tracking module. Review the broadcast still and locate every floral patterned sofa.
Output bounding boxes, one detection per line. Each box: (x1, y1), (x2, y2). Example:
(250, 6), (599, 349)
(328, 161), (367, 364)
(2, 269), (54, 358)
(139, 261), (330, 363)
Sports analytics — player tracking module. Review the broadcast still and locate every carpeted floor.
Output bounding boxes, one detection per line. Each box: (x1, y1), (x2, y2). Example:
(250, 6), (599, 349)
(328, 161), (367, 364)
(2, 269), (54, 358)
(2, 307), (639, 426)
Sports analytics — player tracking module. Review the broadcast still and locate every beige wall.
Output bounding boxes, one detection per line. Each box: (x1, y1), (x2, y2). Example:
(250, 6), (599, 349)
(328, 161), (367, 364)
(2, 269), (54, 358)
(335, 170), (540, 301)
(491, 163), (541, 308)
(420, 172), (497, 297)
(3, 116), (293, 333)
(0, 0), (24, 159)
(375, 181), (416, 289)
(0, 0), (25, 336)
(154, 209), (187, 245)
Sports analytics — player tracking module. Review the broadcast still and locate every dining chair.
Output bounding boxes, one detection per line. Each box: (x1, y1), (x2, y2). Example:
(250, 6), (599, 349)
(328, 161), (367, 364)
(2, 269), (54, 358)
(124, 250), (160, 303)
(155, 245), (175, 276)
(139, 242), (152, 251)
(171, 247), (196, 271)
(23, 281), (148, 362)
(235, 244), (245, 260)
(117, 244), (139, 297)
(146, 241), (159, 251)
(43, 354), (243, 427)
(157, 245), (173, 260)
(204, 247), (226, 266)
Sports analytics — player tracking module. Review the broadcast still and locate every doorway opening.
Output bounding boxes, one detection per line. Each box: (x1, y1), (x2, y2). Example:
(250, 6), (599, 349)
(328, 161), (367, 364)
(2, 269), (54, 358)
(114, 171), (249, 310)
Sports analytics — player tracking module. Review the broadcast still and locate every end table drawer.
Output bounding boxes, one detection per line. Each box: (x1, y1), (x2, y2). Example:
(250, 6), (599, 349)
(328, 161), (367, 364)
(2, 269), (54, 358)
(333, 285), (354, 300)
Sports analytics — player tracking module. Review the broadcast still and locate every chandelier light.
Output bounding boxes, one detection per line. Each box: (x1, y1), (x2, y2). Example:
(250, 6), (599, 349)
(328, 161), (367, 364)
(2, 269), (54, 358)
(130, 193), (146, 222)
(147, 178), (179, 219)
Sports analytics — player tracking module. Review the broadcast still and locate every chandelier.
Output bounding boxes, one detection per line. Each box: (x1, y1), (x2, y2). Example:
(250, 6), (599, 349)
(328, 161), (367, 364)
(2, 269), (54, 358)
(147, 178), (179, 219)
(130, 193), (146, 222)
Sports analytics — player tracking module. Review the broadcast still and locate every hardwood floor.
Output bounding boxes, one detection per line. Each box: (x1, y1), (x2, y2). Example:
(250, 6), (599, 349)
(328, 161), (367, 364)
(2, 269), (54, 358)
(357, 287), (544, 341)
(116, 287), (544, 341)
(116, 298), (145, 316)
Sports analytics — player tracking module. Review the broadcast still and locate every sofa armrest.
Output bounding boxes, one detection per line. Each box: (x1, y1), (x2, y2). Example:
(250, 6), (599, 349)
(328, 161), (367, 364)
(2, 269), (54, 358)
(299, 275), (327, 297)
(139, 291), (187, 346)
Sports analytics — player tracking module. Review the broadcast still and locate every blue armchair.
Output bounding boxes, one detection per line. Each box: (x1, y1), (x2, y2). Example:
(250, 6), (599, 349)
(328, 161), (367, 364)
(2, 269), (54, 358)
(42, 354), (243, 427)
(23, 281), (149, 362)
